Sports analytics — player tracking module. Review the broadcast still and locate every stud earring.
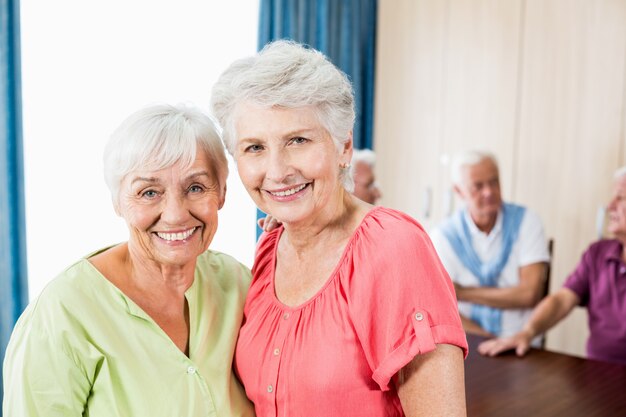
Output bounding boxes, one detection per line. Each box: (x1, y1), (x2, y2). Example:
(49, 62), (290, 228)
(340, 162), (351, 169)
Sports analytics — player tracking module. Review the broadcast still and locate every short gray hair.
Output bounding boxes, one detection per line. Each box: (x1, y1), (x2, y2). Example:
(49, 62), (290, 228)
(614, 166), (626, 180)
(450, 150), (498, 186)
(103, 104), (228, 208)
(210, 40), (355, 189)
(352, 148), (376, 168)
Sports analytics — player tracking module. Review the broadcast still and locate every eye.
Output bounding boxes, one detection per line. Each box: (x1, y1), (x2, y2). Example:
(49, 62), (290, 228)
(290, 137), (309, 145)
(188, 184), (205, 194)
(244, 144), (264, 153)
(141, 189), (159, 199)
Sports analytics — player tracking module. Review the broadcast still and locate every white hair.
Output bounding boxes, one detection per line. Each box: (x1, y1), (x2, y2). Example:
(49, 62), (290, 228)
(210, 39), (355, 189)
(450, 150), (499, 186)
(614, 166), (626, 180)
(352, 148), (376, 168)
(103, 104), (228, 208)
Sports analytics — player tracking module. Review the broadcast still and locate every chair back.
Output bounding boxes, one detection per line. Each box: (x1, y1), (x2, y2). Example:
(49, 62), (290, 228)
(540, 238), (554, 348)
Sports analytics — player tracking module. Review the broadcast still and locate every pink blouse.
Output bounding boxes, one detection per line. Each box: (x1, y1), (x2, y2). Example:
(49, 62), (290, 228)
(235, 207), (468, 417)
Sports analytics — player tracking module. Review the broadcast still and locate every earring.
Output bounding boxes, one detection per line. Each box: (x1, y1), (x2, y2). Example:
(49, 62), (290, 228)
(340, 162), (351, 169)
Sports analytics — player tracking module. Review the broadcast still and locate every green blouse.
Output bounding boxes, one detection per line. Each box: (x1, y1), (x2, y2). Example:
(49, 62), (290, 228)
(3, 248), (255, 417)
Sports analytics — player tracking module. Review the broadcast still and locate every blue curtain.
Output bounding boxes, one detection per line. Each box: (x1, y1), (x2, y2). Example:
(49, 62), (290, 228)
(0, 0), (28, 405)
(258, 0), (377, 150)
(256, 0), (378, 237)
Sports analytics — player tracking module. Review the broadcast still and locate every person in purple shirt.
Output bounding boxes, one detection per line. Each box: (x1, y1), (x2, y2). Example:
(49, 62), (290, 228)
(477, 166), (626, 365)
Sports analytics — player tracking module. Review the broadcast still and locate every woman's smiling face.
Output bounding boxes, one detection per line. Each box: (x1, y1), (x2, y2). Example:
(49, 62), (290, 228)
(233, 102), (351, 226)
(117, 150), (222, 268)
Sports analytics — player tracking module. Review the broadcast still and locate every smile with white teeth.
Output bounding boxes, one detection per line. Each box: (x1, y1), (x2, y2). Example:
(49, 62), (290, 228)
(156, 227), (196, 242)
(269, 183), (307, 197)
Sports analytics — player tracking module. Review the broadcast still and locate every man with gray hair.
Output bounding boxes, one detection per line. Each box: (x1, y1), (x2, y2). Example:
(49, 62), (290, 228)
(430, 150), (550, 340)
(478, 167), (626, 365)
(351, 149), (382, 204)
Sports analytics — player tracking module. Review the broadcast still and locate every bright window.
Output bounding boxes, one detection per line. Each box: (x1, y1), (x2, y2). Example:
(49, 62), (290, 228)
(20, 0), (259, 299)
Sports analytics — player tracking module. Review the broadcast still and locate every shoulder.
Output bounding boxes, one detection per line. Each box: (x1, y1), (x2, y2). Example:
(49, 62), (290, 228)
(251, 227), (281, 276)
(515, 206), (546, 241)
(352, 207), (437, 265)
(519, 206), (544, 228)
(584, 239), (621, 259)
(32, 258), (101, 313)
(515, 205), (546, 242)
(256, 227), (281, 253)
(358, 207), (426, 239)
(196, 249), (252, 290)
(11, 258), (104, 347)
(588, 238), (620, 250)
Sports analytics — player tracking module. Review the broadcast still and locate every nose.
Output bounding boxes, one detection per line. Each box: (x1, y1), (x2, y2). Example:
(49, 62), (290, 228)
(265, 148), (293, 183)
(160, 193), (189, 225)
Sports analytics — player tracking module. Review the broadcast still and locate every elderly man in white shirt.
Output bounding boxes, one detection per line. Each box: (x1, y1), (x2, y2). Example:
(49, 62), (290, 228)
(430, 150), (550, 341)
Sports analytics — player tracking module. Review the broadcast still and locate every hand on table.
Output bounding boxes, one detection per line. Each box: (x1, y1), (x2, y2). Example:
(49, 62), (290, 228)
(477, 330), (533, 358)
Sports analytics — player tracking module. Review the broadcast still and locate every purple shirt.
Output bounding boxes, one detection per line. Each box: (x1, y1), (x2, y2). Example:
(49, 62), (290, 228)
(564, 240), (626, 365)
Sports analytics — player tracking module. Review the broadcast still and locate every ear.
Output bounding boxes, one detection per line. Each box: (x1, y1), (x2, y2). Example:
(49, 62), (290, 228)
(218, 183), (227, 210)
(340, 131), (354, 165)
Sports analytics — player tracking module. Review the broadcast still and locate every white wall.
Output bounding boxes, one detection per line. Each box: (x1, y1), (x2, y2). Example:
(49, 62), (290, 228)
(20, 0), (259, 299)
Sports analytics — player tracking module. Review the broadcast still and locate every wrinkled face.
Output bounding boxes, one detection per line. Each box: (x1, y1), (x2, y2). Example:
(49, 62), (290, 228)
(117, 151), (221, 268)
(233, 102), (351, 226)
(456, 158), (503, 223)
(352, 161), (381, 204)
(607, 175), (626, 238)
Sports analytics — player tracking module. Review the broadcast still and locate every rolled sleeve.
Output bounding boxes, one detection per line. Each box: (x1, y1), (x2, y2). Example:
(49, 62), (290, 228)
(348, 210), (468, 391)
(372, 308), (467, 390)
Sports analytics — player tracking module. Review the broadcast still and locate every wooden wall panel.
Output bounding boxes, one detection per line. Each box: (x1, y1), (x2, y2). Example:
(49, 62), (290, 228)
(374, 0), (448, 229)
(515, 0), (626, 356)
(375, 0), (626, 357)
(440, 0), (524, 214)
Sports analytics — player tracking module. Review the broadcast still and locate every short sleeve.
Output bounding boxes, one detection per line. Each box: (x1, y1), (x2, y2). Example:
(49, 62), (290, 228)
(345, 208), (468, 391)
(563, 245), (594, 306)
(3, 305), (91, 416)
(517, 210), (550, 266)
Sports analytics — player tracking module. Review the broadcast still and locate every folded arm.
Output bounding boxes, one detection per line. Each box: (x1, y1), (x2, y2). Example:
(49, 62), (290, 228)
(455, 262), (547, 309)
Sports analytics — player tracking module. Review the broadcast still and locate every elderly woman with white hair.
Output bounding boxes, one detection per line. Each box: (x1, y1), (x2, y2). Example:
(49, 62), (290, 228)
(211, 40), (468, 417)
(3, 104), (254, 417)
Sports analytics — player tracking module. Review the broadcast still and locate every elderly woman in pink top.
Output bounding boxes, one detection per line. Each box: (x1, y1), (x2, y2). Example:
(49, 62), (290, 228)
(211, 40), (468, 417)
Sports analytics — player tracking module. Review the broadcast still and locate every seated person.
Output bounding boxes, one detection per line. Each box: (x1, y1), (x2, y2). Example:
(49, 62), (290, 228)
(352, 148), (382, 204)
(430, 150), (549, 340)
(478, 167), (626, 365)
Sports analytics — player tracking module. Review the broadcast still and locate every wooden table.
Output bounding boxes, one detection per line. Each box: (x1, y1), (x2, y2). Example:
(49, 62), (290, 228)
(465, 334), (626, 416)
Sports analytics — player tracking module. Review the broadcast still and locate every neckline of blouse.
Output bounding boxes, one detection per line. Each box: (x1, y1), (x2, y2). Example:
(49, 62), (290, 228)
(268, 205), (385, 312)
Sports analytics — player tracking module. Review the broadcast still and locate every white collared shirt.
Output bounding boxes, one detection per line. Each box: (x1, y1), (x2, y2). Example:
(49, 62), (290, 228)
(429, 206), (550, 338)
